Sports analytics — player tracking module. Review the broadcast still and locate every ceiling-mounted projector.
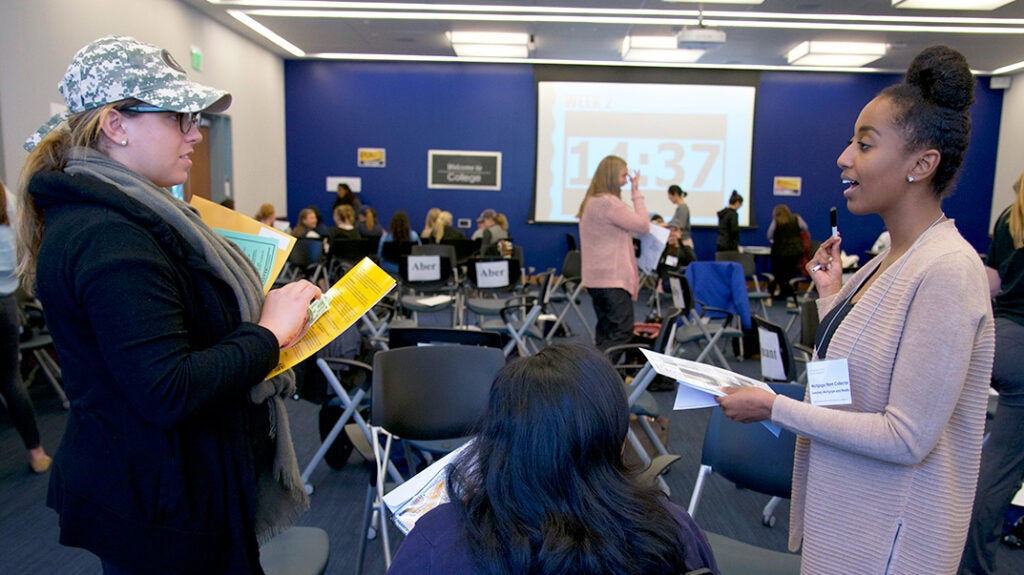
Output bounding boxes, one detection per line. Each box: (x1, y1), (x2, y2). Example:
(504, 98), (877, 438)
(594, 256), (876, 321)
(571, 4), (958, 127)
(677, 27), (726, 50)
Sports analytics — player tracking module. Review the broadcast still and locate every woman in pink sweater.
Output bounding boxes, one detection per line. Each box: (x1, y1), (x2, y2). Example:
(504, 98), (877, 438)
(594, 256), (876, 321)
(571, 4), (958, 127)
(578, 155), (650, 349)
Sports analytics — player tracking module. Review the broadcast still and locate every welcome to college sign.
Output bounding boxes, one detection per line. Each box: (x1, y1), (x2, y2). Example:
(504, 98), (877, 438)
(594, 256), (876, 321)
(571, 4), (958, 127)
(427, 150), (502, 190)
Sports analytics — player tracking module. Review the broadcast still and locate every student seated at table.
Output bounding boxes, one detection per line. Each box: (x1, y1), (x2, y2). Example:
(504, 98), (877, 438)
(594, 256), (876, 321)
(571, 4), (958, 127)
(387, 344), (719, 575)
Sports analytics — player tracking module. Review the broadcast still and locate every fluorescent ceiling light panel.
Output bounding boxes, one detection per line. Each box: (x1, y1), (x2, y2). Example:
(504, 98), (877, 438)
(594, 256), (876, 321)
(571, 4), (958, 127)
(227, 9), (305, 56)
(621, 36), (705, 63)
(787, 41), (887, 67)
(451, 43), (530, 58)
(447, 31), (531, 58)
(892, 0), (1015, 9)
(662, 0), (764, 3)
(447, 31), (530, 45)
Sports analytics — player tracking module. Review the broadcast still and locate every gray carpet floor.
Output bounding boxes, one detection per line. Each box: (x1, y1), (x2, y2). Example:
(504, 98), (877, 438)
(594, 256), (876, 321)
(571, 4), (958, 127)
(2, 285), (1023, 574)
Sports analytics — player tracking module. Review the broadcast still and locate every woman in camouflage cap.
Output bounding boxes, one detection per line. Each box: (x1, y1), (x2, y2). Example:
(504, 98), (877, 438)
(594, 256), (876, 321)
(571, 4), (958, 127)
(18, 36), (319, 574)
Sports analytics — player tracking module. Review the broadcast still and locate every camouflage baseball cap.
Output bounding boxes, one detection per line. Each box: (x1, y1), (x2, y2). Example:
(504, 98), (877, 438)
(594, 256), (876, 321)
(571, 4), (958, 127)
(24, 35), (231, 151)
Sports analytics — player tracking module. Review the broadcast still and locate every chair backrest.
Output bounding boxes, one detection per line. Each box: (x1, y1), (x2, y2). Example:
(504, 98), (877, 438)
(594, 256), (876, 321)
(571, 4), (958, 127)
(701, 382), (804, 498)
(665, 270), (695, 315)
(753, 315), (797, 382)
(565, 233), (578, 253)
(441, 238), (482, 264)
(371, 345), (505, 440)
(685, 261), (752, 329)
(467, 258), (521, 291)
(560, 250), (582, 280)
(412, 243), (457, 265)
(380, 240), (414, 265)
(398, 254), (454, 287)
(330, 237), (378, 265)
(798, 298), (819, 351)
(388, 327), (503, 349)
(290, 237), (324, 267)
(651, 307), (683, 353)
(715, 250), (756, 278)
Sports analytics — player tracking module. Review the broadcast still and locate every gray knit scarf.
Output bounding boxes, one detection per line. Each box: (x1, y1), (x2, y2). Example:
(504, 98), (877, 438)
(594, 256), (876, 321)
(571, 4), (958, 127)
(65, 147), (308, 543)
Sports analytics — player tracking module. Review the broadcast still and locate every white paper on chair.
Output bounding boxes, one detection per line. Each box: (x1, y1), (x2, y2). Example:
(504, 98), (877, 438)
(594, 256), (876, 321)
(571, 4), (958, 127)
(407, 255), (442, 281)
(757, 327), (786, 381)
(636, 224), (669, 274)
(415, 294), (454, 307)
(640, 349), (781, 437)
(383, 441), (473, 534)
(475, 260), (509, 288)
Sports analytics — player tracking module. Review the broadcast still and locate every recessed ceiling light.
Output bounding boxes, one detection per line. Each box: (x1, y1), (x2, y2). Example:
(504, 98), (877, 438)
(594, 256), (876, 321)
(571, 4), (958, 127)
(621, 36), (705, 63)
(892, 0), (1015, 10)
(447, 31), (532, 59)
(787, 41), (887, 67)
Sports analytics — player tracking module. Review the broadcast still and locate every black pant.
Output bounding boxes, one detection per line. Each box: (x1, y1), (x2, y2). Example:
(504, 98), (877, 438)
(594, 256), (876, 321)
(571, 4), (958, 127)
(770, 254), (802, 299)
(589, 287), (634, 350)
(961, 317), (1024, 574)
(0, 294), (41, 449)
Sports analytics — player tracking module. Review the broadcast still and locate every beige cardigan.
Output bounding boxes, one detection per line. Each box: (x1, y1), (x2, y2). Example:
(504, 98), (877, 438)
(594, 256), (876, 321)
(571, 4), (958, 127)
(772, 220), (994, 575)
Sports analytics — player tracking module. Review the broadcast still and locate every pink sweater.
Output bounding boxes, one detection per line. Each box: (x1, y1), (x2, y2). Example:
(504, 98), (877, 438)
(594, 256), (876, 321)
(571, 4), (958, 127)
(578, 193), (650, 300)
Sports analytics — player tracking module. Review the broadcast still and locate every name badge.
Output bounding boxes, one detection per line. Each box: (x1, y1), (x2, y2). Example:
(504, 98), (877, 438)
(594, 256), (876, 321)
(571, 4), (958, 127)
(806, 358), (853, 406)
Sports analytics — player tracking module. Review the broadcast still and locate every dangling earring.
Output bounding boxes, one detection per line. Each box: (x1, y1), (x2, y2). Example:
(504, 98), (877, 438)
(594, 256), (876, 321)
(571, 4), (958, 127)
(906, 175), (915, 183)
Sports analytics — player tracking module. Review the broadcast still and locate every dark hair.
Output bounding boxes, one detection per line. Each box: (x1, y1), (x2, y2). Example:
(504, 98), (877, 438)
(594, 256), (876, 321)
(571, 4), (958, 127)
(668, 184), (683, 197)
(729, 190), (743, 205)
(309, 205), (324, 226)
(880, 45), (974, 197)
(389, 210), (411, 242)
(336, 183), (356, 204)
(448, 344), (690, 575)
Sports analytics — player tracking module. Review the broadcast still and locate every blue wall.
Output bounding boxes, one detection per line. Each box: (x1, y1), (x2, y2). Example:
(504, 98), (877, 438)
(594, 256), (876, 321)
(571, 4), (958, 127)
(285, 62), (1002, 273)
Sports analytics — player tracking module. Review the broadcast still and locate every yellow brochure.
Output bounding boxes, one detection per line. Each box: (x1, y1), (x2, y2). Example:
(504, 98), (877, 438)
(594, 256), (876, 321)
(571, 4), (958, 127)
(267, 258), (396, 379)
(189, 196), (295, 293)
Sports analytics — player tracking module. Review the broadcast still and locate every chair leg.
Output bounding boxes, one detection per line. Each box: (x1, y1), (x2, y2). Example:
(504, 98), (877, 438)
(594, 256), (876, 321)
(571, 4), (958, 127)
(687, 465), (713, 517)
(762, 496), (783, 527)
(300, 388), (366, 493)
(354, 482), (375, 575)
(33, 349), (69, 409)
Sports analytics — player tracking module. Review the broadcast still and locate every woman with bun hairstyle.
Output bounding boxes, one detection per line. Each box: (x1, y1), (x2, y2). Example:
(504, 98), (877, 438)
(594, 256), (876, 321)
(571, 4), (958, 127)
(19, 36), (319, 574)
(716, 46), (994, 573)
(388, 344), (718, 575)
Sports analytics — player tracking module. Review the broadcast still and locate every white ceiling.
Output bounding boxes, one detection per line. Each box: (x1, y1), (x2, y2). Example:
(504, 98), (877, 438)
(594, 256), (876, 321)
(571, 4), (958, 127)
(179, 0), (1024, 74)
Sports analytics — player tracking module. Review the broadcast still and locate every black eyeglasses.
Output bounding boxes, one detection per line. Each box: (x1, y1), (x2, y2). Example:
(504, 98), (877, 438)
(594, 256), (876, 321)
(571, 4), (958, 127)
(122, 106), (201, 134)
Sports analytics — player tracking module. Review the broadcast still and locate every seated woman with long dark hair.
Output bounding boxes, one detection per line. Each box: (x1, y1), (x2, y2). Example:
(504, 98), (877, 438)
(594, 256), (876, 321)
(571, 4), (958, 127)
(388, 344), (719, 575)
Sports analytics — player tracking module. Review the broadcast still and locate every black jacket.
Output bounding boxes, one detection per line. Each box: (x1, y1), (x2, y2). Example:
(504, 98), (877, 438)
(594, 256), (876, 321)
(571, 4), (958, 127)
(716, 207), (739, 252)
(31, 171), (280, 574)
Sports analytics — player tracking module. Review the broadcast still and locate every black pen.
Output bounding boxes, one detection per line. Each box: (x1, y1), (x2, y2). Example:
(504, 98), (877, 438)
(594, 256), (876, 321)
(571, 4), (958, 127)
(811, 207), (838, 273)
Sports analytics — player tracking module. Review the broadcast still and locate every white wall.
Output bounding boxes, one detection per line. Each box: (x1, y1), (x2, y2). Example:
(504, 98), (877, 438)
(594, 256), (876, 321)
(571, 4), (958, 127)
(992, 74), (1024, 231)
(0, 0), (288, 218)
